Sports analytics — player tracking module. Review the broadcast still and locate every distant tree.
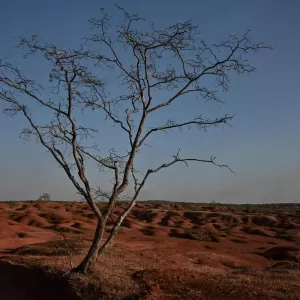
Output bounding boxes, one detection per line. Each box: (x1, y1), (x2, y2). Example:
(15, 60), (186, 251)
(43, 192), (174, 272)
(38, 193), (51, 201)
(0, 5), (271, 274)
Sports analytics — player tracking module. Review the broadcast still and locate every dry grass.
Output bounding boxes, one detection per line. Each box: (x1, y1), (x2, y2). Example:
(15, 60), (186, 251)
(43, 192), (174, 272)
(2, 241), (300, 300)
(1, 201), (300, 299)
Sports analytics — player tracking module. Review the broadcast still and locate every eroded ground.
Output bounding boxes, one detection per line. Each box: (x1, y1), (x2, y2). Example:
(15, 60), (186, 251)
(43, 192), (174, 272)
(0, 201), (300, 299)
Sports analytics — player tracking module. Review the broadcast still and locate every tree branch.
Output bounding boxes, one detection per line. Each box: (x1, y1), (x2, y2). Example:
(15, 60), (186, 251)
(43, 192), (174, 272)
(138, 115), (232, 148)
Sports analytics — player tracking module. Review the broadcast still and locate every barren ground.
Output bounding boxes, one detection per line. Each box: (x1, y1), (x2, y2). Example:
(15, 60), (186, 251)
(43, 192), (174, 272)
(0, 201), (300, 299)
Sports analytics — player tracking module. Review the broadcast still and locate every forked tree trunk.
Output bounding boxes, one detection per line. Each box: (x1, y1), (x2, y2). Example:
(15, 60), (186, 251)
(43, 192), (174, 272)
(71, 219), (105, 274)
(98, 200), (137, 254)
(72, 200), (136, 274)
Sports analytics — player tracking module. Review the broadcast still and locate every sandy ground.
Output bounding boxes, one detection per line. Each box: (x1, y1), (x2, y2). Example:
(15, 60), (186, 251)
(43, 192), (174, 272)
(0, 201), (300, 299)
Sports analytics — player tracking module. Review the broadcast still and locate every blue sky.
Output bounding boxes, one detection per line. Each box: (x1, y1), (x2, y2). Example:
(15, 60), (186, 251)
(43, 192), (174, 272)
(0, 0), (299, 203)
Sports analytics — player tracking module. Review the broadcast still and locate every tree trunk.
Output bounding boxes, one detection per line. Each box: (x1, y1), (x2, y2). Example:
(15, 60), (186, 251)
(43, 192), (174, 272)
(71, 199), (136, 274)
(98, 200), (137, 255)
(71, 219), (104, 274)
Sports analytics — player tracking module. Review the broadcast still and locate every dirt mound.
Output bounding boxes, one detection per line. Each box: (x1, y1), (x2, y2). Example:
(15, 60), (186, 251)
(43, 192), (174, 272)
(168, 228), (220, 242)
(130, 209), (158, 223)
(169, 228), (195, 240)
(277, 221), (299, 229)
(38, 209), (73, 225)
(212, 223), (222, 229)
(261, 246), (300, 262)
(271, 261), (300, 269)
(243, 226), (275, 237)
(71, 221), (95, 231)
(139, 225), (169, 238)
(250, 215), (279, 227)
(183, 211), (205, 225)
(158, 211), (186, 228)
(8, 240), (86, 256)
(121, 218), (133, 228)
(14, 213), (51, 227)
(217, 213), (241, 224)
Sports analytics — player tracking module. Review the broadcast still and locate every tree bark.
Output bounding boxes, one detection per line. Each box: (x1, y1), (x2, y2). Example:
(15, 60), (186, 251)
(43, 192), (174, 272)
(71, 219), (104, 274)
(98, 200), (136, 255)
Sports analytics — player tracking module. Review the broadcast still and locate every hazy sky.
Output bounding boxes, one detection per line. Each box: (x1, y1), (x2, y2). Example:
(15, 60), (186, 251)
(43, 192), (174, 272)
(0, 0), (299, 203)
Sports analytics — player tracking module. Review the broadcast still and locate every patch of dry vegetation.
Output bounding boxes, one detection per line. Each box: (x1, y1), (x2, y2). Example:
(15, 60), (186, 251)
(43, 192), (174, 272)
(1, 201), (300, 299)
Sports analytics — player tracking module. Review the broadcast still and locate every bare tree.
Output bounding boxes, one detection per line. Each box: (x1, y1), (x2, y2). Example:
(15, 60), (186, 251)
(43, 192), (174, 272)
(0, 5), (271, 273)
(38, 193), (51, 201)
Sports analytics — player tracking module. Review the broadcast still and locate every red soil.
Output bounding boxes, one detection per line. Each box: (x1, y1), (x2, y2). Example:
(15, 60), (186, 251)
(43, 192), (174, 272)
(0, 201), (300, 299)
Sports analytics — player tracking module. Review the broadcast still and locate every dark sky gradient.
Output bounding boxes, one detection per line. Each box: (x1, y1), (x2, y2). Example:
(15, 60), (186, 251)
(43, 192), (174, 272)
(0, 0), (299, 203)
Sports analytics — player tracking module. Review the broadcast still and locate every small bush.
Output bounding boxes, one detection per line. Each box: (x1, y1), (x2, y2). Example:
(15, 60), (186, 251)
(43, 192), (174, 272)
(38, 193), (51, 201)
(7, 201), (19, 208)
(8, 212), (16, 219)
